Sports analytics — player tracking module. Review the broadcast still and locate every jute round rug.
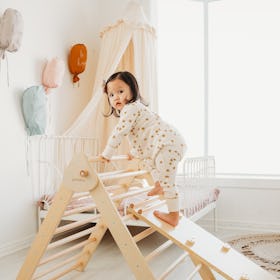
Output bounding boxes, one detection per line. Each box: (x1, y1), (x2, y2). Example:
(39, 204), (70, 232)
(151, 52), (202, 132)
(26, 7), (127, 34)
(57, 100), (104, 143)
(227, 234), (280, 279)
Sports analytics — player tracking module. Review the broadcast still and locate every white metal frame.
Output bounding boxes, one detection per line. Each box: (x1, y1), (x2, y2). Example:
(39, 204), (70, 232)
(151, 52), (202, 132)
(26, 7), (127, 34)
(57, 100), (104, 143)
(180, 156), (218, 230)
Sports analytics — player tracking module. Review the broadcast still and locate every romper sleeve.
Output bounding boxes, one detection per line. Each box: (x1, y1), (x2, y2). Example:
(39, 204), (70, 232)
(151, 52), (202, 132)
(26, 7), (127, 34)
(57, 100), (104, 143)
(102, 103), (138, 159)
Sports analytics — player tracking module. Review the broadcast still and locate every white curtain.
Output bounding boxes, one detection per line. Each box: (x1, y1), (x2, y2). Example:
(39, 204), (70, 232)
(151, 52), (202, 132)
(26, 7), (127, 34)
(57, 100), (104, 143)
(64, 2), (157, 155)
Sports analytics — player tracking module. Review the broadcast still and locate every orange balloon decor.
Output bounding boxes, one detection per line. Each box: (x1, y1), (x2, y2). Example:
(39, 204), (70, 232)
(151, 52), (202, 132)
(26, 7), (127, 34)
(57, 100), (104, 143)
(68, 44), (87, 83)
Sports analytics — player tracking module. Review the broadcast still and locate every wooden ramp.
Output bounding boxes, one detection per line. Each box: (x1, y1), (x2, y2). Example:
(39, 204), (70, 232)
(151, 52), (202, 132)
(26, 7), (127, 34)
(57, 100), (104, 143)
(17, 153), (277, 280)
(129, 205), (277, 280)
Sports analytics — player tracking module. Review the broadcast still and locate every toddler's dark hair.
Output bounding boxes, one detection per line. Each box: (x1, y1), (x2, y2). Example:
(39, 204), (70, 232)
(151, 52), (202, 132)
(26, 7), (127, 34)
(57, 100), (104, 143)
(103, 71), (147, 117)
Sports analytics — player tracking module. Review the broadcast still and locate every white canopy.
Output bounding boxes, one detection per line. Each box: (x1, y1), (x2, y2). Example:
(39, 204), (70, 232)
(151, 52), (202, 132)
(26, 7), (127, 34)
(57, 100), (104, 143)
(64, 1), (157, 155)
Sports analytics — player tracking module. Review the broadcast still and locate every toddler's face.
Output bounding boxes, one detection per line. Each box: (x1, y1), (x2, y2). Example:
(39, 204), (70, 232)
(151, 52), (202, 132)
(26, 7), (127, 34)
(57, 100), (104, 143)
(107, 79), (132, 111)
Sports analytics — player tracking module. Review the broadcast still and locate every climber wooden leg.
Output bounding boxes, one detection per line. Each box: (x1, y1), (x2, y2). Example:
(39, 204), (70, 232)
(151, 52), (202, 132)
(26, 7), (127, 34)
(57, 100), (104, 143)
(17, 186), (73, 280)
(189, 255), (216, 280)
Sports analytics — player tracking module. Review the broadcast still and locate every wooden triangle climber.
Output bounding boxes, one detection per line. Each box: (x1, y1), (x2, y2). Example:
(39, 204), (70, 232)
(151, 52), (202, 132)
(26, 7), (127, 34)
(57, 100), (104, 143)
(17, 153), (277, 280)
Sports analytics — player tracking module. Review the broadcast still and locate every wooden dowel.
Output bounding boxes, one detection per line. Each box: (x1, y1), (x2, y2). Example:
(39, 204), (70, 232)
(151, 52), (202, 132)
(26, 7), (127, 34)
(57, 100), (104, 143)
(158, 252), (189, 280)
(89, 155), (129, 162)
(123, 196), (159, 216)
(133, 227), (156, 243)
(145, 240), (173, 262)
(33, 253), (81, 279)
(121, 213), (135, 222)
(39, 239), (92, 266)
(72, 192), (90, 199)
(47, 228), (93, 250)
(67, 203), (96, 210)
(104, 184), (127, 192)
(128, 196), (159, 209)
(48, 263), (81, 280)
(112, 186), (153, 201)
(98, 169), (128, 178)
(63, 204), (97, 217)
(99, 170), (148, 181)
(137, 200), (166, 214)
(186, 264), (202, 280)
(55, 215), (100, 235)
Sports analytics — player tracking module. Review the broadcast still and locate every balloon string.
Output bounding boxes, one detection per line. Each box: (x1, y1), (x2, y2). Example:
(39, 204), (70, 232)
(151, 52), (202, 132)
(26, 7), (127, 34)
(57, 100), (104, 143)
(6, 54), (10, 87)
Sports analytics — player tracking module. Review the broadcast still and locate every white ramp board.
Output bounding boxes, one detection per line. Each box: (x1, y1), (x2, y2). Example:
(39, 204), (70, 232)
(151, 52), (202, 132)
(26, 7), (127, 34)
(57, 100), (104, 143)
(128, 205), (277, 280)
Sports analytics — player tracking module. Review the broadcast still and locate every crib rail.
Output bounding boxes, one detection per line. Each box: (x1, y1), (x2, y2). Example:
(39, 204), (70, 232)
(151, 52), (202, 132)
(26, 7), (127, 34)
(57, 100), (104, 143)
(182, 156), (215, 181)
(181, 156), (216, 201)
(180, 156), (218, 221)
(26, 135), (99, 201)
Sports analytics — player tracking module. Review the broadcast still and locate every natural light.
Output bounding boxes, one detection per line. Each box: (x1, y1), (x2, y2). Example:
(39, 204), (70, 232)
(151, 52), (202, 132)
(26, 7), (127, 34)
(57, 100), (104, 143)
(157, 0), (280, 176)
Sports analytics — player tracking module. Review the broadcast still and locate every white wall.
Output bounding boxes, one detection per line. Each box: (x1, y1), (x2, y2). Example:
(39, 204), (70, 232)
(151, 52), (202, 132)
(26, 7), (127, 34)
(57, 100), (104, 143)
(199, 179), (280, 233)
(217, 184), (280, 232)
(0, 0), (153, 257)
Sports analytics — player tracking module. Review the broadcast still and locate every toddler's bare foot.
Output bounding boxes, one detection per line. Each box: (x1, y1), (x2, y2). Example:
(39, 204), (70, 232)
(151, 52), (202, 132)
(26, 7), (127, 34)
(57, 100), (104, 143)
(147, 185), (163, 196)
(153, 210), (179, 227)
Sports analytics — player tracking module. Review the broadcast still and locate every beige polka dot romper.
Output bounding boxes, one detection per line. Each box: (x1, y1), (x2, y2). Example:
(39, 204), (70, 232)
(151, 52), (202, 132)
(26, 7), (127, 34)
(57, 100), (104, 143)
(102, 101), (187, 212)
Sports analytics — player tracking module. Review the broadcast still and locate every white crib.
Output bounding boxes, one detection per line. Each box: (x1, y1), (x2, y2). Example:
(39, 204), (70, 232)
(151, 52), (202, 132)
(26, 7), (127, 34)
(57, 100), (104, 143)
(26, 135), (100, 228)
(26, 135), (100, 199)
(179, 156), (219, 230)
(26, 136), (219, 229)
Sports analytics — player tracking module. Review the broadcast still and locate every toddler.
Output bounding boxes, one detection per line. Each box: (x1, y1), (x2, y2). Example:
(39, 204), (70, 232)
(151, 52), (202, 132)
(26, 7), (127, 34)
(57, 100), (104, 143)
(100, 71), (186, 226)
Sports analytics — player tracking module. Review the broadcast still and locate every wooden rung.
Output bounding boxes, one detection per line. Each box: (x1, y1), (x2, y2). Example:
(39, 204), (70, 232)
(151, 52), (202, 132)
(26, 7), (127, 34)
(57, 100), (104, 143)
(111, 185), (153, 201)
(121, 213), (134, 222)
(55, 215), (100, 235)
(98, 169), (128, 178)
(63, 204), (97, 217)
(133, 227), (156, 243)
(47, 227), (93, 250)
(99, 169), (149, 181)
(158, 252), (189, 280)
(33, 253), (81, 279)
(130, 196), (160, 209)
(186, 263), (202, 280)
(104, 184), (127, 192)
(105, 181), (144, 193)
(136, 200), (166, 214)
(72, 192), (90, 199)
(123, 196), (160, 216)
(47, 263), (81, 280)
(89, 155), (129, 162)
(145, 240), (173, 262)
(39, 239), (92, 266)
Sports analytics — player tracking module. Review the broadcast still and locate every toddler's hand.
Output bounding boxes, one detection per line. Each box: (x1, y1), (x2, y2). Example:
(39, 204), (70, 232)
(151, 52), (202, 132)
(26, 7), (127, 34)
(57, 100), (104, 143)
(127, 153), (134, 160)
(99, 155), (110, 163)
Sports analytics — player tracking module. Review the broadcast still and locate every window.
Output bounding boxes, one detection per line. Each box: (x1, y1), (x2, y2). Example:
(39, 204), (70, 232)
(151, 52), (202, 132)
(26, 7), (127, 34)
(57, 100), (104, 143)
(157, 0), (204, 158)
(157, 0), (280, 176)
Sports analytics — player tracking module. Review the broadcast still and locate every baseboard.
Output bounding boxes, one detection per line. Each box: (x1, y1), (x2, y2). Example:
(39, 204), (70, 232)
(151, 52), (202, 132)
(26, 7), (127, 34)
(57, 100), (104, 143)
(0, 234), (34, 258)
(199, 218), (280, 233)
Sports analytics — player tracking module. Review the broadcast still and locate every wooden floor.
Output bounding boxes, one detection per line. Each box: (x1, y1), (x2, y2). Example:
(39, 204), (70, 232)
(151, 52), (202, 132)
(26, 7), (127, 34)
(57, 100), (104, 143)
(0, 225), (259, 280)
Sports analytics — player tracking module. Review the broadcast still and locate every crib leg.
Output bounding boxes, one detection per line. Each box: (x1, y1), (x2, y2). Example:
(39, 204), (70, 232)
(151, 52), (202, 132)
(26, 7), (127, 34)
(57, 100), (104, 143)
(213, 207), (217, 232)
